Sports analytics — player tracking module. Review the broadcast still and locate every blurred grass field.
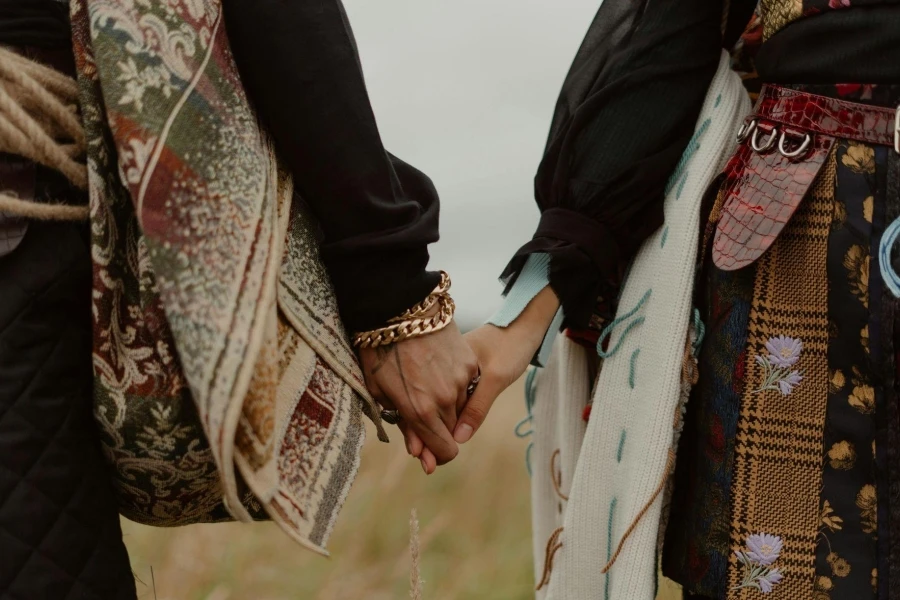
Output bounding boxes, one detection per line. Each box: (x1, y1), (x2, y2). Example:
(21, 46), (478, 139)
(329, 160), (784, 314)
(123, 379), (683, 599)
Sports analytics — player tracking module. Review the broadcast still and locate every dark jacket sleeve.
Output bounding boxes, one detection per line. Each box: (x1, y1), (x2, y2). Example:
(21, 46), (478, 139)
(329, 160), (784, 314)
(222, 0), (440, 333)
(503, 0), (725, 329)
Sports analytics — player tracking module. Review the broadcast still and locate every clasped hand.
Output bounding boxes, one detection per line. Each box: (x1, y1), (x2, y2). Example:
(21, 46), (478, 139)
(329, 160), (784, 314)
(359, 287), (560, 474)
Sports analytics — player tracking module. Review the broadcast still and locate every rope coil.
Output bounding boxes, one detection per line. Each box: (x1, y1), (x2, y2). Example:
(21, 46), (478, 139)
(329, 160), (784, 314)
(0, 46), (89, 221)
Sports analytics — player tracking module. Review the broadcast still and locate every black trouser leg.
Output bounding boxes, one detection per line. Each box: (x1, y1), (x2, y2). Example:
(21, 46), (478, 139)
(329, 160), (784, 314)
(0, 220), (136, 600)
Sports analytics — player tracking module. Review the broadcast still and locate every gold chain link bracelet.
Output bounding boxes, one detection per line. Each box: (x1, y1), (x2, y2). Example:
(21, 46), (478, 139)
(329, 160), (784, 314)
(391, 271), (451, 322)
(352, 271), (455, 348)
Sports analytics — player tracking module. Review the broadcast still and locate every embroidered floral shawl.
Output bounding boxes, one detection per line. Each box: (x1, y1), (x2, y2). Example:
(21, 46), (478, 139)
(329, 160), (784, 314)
(70, 0), (385, 554)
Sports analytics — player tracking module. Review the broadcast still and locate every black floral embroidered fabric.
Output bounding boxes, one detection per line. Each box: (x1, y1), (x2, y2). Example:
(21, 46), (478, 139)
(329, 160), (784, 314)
(813, 138), (883, 599)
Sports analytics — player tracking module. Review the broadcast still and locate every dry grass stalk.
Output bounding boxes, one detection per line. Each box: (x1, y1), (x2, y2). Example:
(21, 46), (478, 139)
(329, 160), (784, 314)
(410, 509), (423, 599)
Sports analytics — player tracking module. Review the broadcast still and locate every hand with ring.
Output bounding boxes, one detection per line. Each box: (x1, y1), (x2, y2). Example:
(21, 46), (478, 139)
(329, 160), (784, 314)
(359, 305), (479, 474)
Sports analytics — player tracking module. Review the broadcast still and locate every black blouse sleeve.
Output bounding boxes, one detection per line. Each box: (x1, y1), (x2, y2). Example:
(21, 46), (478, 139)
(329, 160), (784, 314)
(222, 0), (441, 333)
(503, 0), (725, 329)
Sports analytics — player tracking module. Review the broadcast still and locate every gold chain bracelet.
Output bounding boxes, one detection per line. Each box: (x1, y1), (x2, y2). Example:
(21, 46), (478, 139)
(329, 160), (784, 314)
(352, 271), (455, 348)
(391, 271), (451, 322)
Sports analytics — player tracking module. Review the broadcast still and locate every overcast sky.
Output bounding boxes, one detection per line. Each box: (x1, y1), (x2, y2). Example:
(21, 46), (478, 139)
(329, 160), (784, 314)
(343, 0), (601, 329)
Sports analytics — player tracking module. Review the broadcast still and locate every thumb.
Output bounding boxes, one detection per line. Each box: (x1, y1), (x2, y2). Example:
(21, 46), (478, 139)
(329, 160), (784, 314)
(453, 367), (506, 444)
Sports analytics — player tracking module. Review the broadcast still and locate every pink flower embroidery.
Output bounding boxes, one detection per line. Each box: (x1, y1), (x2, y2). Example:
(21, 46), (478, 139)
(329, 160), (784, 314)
(733, 534), (785, 594)
(759, 569), (783, 593)
(765, 335), (802, 368)
(754, 337), (804, 396)
(745, 533), (783, 566)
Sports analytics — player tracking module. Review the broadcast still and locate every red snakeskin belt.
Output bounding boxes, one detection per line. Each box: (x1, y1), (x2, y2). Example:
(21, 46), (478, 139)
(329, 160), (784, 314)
(712, 84), (900, 271)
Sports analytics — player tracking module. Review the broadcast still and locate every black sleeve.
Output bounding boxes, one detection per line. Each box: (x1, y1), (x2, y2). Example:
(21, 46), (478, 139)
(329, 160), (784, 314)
(222, 0), (440, 333)
(503, 0), (725, 329)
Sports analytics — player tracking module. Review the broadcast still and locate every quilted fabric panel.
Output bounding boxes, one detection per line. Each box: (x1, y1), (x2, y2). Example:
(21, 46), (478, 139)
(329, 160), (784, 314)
(0, 221), (135, 600)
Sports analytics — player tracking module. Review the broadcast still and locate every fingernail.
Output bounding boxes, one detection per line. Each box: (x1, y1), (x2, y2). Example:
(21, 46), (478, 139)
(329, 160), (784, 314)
(454, 423), (474, 444)
(420, 458), (428, 474)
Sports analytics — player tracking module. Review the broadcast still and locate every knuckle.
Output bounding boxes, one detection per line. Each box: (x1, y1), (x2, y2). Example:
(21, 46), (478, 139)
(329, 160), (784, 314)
(438, 391), (457, 408)
(412, 403), (434, 423)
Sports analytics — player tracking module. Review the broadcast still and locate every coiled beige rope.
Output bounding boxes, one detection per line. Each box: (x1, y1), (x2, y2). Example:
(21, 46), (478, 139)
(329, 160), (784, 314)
(0, 46), (89, 221)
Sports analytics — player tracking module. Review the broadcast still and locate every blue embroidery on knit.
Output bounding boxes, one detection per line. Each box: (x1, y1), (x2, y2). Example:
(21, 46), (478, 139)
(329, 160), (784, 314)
(664, 118), (711, 197)
(606, 497), (617, 600)
(660, 226), (669, 248)
(715, 93), (722, 108)
(676, 173), (688, 200)
(692, 308), (706, 357)
(596, 289), (651, 358)
(516, 366), (539, 475)
(617, 430), (627, 463)
(880, 215), (900, 298)
(629, 348), (640, 389)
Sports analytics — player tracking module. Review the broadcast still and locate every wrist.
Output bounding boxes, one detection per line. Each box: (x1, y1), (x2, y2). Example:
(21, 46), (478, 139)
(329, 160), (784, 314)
(506, 286), (560, 350)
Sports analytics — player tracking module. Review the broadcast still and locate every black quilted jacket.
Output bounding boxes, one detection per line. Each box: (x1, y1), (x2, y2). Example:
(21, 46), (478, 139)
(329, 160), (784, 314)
(0, 163), (137, 599)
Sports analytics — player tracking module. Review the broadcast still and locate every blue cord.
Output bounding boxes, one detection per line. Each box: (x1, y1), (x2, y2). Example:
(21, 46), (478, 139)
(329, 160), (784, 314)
(881, 215), (900, 298)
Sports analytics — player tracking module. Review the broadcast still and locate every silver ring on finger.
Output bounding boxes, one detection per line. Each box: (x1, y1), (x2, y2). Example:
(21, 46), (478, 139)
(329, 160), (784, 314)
(466, 367), (482, 398)
(380, 409), (402, 425)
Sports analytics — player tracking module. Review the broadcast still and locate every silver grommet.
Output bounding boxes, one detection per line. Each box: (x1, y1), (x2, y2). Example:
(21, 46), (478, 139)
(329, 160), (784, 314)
(778, 131), (812, 159)
(737, 119), (757, 143)
(751, 126), (779, 153)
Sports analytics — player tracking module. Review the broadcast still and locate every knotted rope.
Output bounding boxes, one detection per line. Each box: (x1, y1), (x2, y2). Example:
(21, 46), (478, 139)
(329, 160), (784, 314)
(0, 46), (89, 221)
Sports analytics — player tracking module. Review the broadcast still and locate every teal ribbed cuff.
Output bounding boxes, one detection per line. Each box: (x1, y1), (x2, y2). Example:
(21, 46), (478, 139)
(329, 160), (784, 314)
(487, 253), (563, 367)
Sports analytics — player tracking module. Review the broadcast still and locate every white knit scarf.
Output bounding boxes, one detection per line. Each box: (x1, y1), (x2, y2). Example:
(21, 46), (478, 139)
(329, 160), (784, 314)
(529, 51), (750, 599)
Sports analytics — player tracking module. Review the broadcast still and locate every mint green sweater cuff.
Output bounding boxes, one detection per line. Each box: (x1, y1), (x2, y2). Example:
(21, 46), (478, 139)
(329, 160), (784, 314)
(487, 253), (563, 367)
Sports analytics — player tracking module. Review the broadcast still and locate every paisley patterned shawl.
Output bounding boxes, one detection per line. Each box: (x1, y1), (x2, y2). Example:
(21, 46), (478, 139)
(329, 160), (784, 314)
(70, 0), (385, 554)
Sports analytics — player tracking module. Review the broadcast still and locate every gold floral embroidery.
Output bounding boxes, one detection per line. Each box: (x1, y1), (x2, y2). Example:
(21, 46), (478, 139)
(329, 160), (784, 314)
(857, 484), (877, 534)
(843, 245), (870, 308)
(816, 576), (833, 591)
(863, 196), (874, 223)
(827, 441), (856, 470)
(829, 369), (846, 393)
(813, 575), (833, 600)
(849, 384), (875, 414)
(861, 325), (869, 354)
(832, 198), (847, 230)
(872, 568), (878, 592)
(842, 142), (876, 174)
(827, 552), (852, 578)
(821, 500), (844, 532)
